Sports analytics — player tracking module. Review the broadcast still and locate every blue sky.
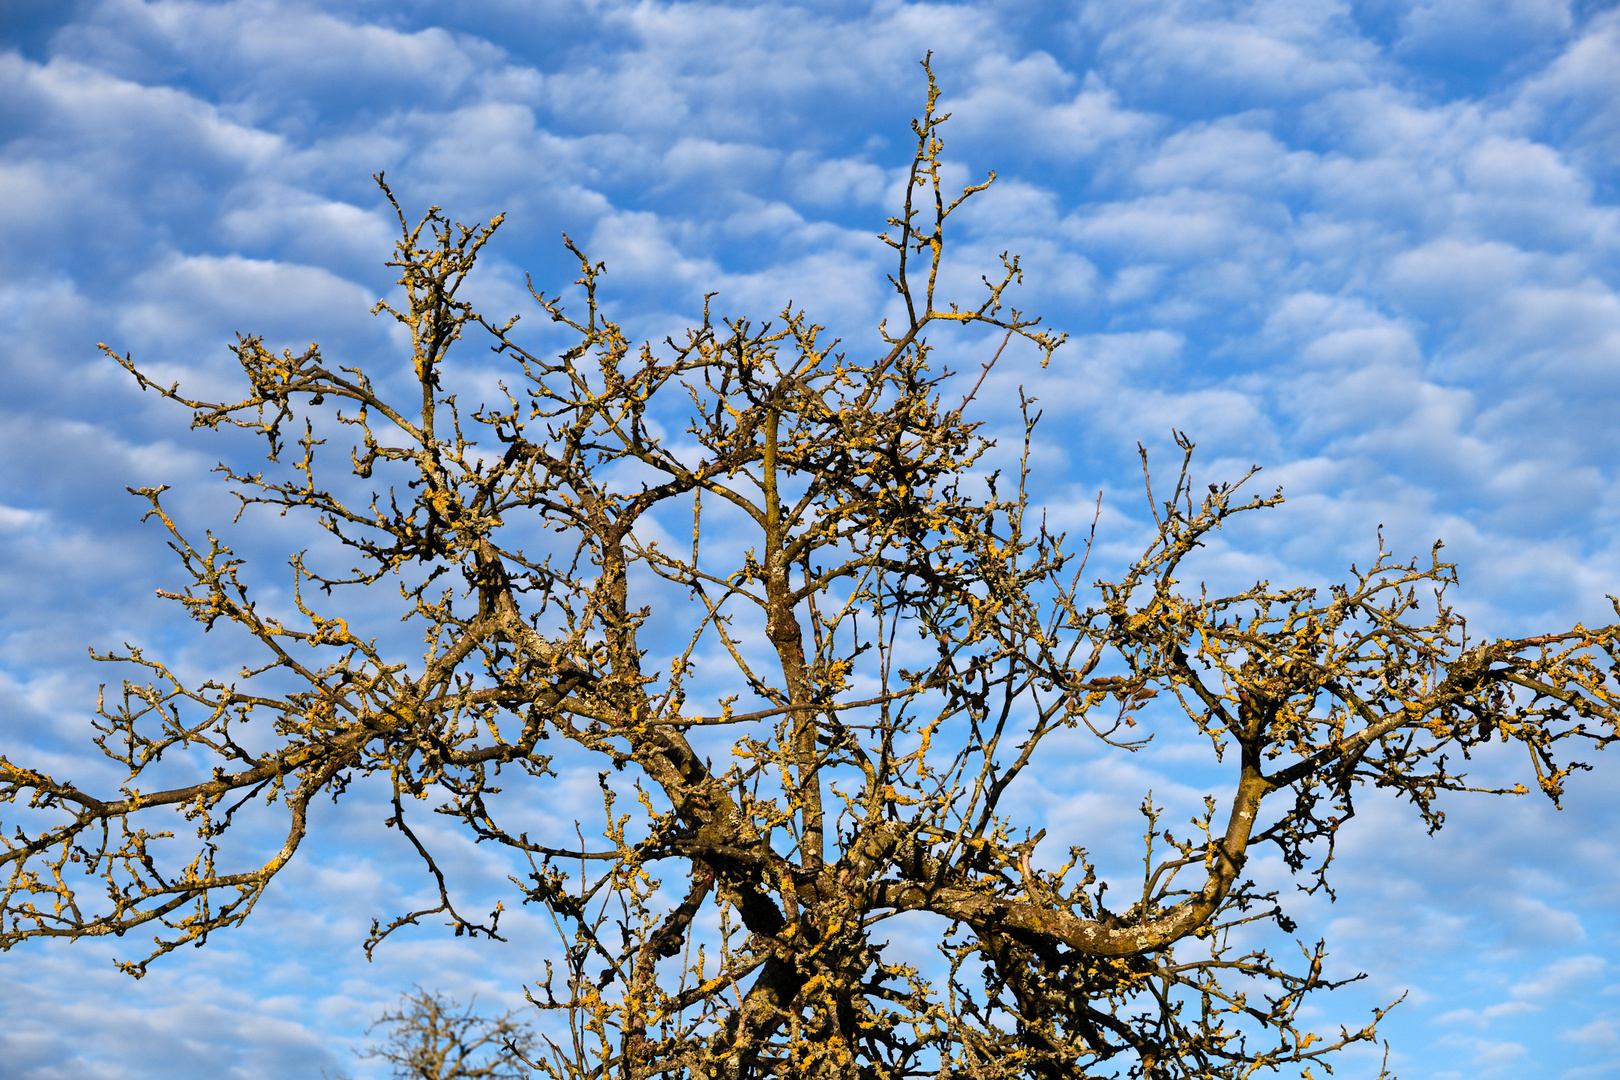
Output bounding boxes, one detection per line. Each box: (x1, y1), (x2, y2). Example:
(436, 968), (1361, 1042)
(2, 1), (1619, 1077)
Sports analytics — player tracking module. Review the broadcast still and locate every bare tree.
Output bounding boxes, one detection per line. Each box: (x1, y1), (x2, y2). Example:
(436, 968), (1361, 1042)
(3, 61), (1618, 1079)
(338, 988), (534, 1080)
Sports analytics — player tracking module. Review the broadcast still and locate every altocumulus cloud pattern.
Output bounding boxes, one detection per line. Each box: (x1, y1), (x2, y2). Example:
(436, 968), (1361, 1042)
(1, 2), (1618, 1078)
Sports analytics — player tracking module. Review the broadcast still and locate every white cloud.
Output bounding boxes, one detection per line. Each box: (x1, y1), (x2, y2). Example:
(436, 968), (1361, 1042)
(949, 54), (1158, 161)
(1394, 0), (1574, 66)
(1435, 999), (1541, 1027)
(1063, 189), (1279, 264)
(1513, 955), (1607, 999)
(53, 0), (509, 108)
(1511, 9), (1620, 176)
(1567, 1015), (1620, 1049)
(215, 185), (395, 272)
(1083, 0), (1378, 106)
(1435, 1032), (1529, 1073)
(784, 150), (891, 207)
(0, 504), (41, 530)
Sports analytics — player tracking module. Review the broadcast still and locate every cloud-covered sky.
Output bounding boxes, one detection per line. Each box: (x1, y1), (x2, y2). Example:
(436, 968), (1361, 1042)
(2, 1), (1619, 1077)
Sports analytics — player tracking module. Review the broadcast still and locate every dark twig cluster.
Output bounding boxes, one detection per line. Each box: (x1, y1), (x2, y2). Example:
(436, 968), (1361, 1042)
(336, 987), (535, 1080)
